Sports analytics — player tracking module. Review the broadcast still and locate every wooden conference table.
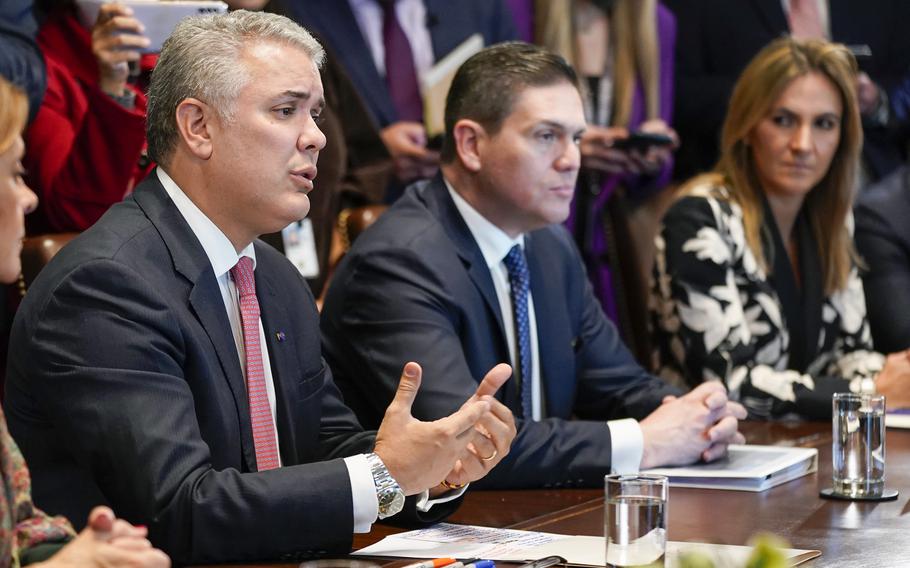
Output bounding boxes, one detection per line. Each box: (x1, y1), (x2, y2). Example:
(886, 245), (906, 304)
(201, 421), (910, 567)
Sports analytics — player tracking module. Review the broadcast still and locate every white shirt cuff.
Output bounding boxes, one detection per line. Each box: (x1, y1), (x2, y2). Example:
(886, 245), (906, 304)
(415, 484), (469, 511)
(607, 418), (644, 474)
(344, 454), (378, 533)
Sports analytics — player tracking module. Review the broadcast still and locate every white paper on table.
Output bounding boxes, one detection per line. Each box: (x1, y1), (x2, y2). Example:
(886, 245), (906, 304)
(353, 523), (820, 567)
(885, 411), (910, 429)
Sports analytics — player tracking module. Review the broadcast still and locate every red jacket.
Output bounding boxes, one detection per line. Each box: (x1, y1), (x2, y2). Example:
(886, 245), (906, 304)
(25, 13), (152, 233)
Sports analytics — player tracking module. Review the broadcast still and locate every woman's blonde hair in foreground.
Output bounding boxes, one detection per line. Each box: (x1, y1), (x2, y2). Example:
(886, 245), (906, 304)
(0, 76), (28, 154)
(682, 37), (862, 294)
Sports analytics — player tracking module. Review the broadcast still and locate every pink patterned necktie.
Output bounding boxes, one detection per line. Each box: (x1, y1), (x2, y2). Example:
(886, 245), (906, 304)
(788, 0), (826, 39)
(230, 256), (280, 471)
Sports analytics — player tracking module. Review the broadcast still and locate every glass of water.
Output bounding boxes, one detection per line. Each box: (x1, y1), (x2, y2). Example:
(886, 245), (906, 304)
(832, 393), (885, 498)
(605, 474), (667, 568)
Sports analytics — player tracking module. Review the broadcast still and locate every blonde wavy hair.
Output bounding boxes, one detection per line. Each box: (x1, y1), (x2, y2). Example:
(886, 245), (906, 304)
(681, 37), (862, 294)
(0, 76), (28, 154)
(534, 0), (660, 126)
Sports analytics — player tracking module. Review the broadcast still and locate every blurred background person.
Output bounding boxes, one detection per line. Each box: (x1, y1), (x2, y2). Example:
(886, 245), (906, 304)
(267, 0), (517, 194)
(649, 38), (910, 419)
(855, 165), (910, 353)
(26, 0), (151, 234)
(0, 73), (169, 568)
(535, 0), (677, 360)
(0, 0), (45, 123)
(667, 0), (910, 186)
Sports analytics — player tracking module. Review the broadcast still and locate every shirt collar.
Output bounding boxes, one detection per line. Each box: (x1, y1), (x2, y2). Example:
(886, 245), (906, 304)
(444, 177), (524, 269)
(156, 168), (256, 279)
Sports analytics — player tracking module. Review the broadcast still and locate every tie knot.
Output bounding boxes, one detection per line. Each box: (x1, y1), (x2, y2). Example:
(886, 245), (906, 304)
(230, 256), (256, 297)
(503, 244), (529, 284)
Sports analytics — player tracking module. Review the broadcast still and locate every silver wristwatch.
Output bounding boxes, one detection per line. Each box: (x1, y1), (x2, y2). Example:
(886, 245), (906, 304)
(365, 452), (405, 519)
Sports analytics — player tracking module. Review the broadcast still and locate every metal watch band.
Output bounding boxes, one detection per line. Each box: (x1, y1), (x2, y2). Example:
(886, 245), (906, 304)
(365, 452), (405, 519)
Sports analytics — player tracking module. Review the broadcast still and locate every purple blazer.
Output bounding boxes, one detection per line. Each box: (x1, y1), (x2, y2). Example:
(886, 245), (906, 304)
(505, 0), (534, 42)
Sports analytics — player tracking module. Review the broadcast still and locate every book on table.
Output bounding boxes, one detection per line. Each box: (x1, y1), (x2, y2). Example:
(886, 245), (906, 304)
(642, 444), (818, 492)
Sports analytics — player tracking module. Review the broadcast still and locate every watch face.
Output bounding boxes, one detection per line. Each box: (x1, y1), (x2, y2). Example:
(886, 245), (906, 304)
(389, 490), (405, 516)
(380, 488), (406, 517)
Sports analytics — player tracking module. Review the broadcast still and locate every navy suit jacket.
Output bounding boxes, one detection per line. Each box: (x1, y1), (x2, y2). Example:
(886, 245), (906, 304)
(667, 0), (910, 179)
(4, 173), (453, 564)
(856, 166), (910, 353)
(267, 0), (516, 127)
(321, 176), (679, 489)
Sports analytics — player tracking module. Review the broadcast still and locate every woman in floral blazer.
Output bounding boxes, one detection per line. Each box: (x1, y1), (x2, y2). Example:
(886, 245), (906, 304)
(650, 38), (910, 419)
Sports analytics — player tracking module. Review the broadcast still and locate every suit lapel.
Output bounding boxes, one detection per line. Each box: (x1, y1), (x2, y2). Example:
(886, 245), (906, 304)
(132, 173), (257, 471)
(524, 233), (572, 418)
(418, 178), (519, 404)
(422, 177), (507, 340)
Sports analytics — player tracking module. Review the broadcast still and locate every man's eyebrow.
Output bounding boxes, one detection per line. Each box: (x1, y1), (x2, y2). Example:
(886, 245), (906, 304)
(280, 90), (311, 100)
(273, 90), (326, 113)
(536, 120), (586, 134)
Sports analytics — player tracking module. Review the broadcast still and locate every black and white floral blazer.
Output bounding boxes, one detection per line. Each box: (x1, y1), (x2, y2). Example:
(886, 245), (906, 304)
(649, 183), (882, 419)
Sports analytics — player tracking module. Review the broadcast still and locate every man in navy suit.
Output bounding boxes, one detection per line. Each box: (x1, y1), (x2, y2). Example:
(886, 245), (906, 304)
(321, 42), (746, 489)
(4, 11), (515, 565)
(268, 0), (516, 186)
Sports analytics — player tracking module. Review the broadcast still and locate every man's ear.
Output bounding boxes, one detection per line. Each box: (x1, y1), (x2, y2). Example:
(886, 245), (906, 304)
(175, 98), (215, 160)
(452, 119), (485, 172)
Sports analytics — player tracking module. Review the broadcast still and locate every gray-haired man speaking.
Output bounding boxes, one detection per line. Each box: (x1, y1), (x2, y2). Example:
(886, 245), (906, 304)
(5, 11), (515, 564)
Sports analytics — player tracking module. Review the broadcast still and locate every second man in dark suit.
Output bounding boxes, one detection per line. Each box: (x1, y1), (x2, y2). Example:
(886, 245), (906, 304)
(321, 42), (746, 489)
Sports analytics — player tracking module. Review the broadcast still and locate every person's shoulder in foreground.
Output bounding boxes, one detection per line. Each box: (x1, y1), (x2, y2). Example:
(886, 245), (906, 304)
(0, 72), (168, 568)
(321, 41), (746, 491)
(855, 165), (910, 353)
(5, 10), (516, 565)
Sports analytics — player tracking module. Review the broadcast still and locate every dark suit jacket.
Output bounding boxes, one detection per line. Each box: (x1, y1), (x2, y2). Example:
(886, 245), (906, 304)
(856, 166), (910, 353)
(666, 0), (910, 180)
(4, 173), (453, 564)
(267, 0), (517, 127)
(321, 176), (679, 489)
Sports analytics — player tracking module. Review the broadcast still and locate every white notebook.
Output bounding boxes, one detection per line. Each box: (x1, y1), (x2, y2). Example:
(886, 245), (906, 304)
(643, 444), (818, 492)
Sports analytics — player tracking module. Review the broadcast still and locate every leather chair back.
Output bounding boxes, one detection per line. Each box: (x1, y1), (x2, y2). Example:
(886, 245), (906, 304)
(20, 232), (79, 294)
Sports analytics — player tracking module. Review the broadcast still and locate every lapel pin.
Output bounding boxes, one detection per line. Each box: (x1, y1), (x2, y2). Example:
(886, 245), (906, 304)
(276, 331), (287, 342)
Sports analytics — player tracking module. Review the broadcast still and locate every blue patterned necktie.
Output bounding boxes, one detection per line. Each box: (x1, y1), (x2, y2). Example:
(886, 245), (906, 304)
(503, 244), (533, 419)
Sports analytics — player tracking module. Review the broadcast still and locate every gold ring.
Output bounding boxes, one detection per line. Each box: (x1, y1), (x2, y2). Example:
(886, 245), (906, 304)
(440, 479), (466, 490)
(481, 449), (498, 462)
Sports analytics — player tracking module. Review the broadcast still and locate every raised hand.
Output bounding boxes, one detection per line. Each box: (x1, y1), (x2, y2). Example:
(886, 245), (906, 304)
(442, 363), (516, 487)
(373, 362), (492, 495)
(91, 3), (150, 97)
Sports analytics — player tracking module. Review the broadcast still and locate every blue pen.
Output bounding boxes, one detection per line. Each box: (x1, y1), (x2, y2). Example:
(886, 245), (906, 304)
(463, 560), (495, 568)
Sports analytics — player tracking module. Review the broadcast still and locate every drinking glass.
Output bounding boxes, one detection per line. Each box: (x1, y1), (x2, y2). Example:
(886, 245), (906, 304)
(832, 393), (885, 498)
(604, 474), (667, 568)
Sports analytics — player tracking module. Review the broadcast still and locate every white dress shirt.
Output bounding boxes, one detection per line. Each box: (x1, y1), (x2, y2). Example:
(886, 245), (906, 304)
(348, 0), (435, 79)
(445, 179), (644, 473)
